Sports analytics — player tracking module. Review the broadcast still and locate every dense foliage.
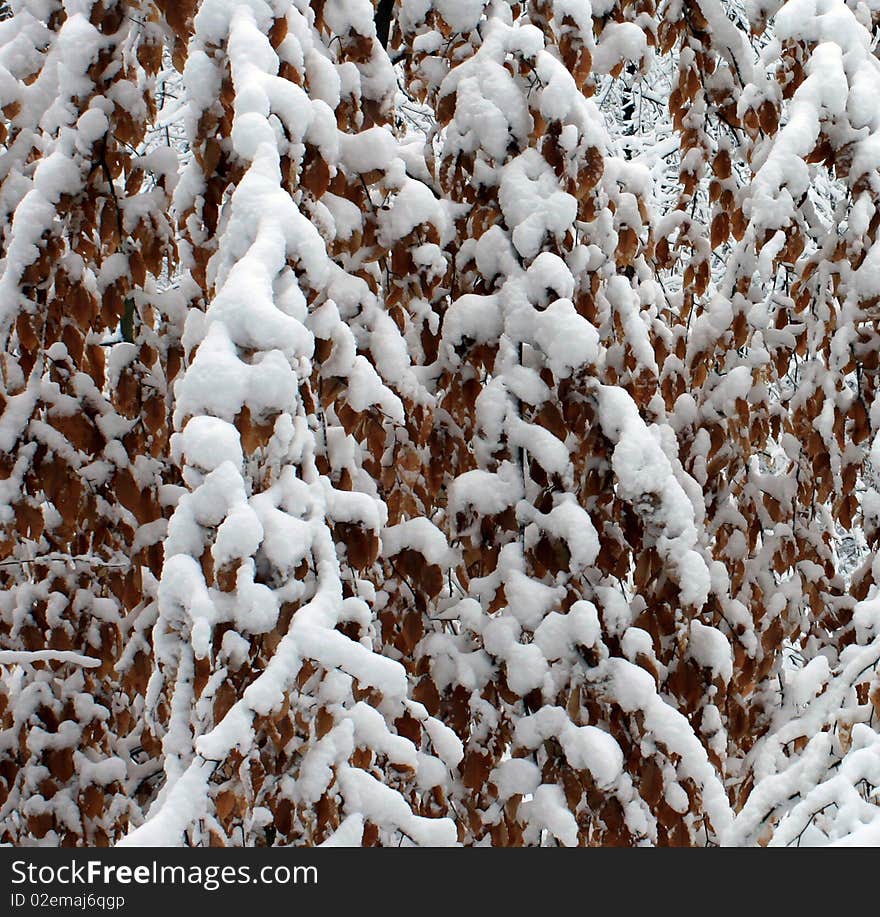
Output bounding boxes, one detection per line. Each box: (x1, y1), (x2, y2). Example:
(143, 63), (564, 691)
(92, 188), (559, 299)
(1, 0), (880, 847)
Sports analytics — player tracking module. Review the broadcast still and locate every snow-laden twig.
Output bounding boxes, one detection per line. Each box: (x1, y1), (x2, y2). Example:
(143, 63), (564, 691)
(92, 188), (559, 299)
(0, 650), (101, 668)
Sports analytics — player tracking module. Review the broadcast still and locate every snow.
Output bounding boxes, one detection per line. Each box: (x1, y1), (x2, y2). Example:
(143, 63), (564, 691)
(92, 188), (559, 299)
(595, 587), (633, 638)
(534, 599), (600, 661)
(596, 385), (711, 608)
(521, 498), (600, 572)
(319, 814), (364, 847)
(504, 642), (550, 695)
(517, 705), (624, 788)
(688, 620), (734, 683)
(434, 0), (484, 32)
(338, 767), (458, 846)
(449, 464), (521, 518)
(785, 655), (831, 707)
(177, 417), (243, 474)
(509, 416), (570, 476)
(382, 517), (453, 565)
(605, 275), (656, 373)
(748, 37), (850, 233)
(421, 716), (464, 769)
(175, 322), (294, 424)
(219, 629), (251, 670)
(441, 293), (503, 355)
(0, 650), (100, 668)
(603, 658), (733, 836)
(193, 0), (276, 47)
(252, 499), (312, 575)
(592, 22), (648, 75)
(522, 784), (579, 847)
(31, 150), (80, 202)
(54, 13), (102, 93)
(349, 702), (418, 768)
(491, 758), (541, 799)
(498, 150), (578, 260)
(532, 298), (600, 379)
(117, 759), (216, 848)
